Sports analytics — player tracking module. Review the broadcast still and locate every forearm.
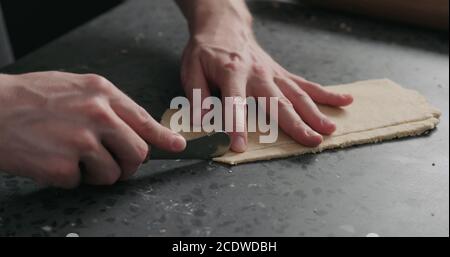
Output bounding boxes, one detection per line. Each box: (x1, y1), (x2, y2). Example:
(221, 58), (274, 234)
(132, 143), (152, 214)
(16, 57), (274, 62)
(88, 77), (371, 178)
(175, 0), (253, 35)
(0, 73), (14, 101)
(0, 73), (10, 83)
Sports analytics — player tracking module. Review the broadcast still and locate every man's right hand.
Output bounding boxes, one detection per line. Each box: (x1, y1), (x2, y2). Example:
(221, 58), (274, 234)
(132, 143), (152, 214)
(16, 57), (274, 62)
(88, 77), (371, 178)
(0, 71), (186, 188)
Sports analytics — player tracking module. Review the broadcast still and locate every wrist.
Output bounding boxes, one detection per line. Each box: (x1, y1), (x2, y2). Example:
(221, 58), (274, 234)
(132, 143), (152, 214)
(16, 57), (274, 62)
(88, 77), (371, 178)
(0, 73), (10, 80)
(0, 73), (19, 101)
(183, 0), (253, 35)
(0, 73), (13, 87)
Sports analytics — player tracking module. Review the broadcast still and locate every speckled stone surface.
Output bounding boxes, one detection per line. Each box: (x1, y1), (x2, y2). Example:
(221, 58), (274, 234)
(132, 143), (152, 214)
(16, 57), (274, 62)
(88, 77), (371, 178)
(0, 0), (448, 237)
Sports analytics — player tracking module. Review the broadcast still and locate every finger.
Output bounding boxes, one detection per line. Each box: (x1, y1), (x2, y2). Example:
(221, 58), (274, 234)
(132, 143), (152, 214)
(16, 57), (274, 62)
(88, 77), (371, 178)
(253, 81), (323, 147)
(275, 77), (336, 135)
(289, 74), (353, 107)
(14, 132), (81, 188)
(99, 108), (149, 180)
(109, 93), (186, 153)
(220, 73), (248, 153)
(80, 144), (122, 185)
(181, 57), (212, 126)
(41, 157), (81, 189)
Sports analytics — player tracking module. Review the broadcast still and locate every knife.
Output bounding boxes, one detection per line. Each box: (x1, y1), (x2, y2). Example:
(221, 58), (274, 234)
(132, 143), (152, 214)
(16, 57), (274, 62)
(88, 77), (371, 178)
(144, 131), (231, 161)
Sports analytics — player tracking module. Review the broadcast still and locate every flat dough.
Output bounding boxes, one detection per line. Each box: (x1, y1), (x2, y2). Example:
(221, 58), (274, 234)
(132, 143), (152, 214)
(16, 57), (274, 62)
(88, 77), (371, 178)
(161, 79), (441, 165)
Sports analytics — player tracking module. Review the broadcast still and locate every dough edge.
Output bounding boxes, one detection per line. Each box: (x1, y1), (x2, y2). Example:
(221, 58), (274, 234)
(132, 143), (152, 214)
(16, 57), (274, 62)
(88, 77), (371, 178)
(213, 117), (439, 165)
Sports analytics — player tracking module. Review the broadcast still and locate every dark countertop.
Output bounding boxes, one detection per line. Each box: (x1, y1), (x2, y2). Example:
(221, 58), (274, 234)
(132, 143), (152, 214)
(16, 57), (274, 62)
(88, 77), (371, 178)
(0, 0), (448, 237)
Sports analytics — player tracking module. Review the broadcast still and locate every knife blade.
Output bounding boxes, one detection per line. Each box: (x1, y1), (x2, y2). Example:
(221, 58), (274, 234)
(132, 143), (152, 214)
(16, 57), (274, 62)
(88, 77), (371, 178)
(145, 131), (231, 161)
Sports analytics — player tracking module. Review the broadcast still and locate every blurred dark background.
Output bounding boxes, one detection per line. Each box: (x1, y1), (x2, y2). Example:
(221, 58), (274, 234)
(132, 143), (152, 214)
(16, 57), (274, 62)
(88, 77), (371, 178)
(0, 0), (448, 63)
(0, 0), (124, 59)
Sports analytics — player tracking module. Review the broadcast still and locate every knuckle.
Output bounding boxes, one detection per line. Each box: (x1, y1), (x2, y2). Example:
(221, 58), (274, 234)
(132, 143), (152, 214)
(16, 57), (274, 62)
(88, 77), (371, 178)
(224, 57), (245, 72)
(137, 115), (155, 133)
(289, 124), (311, 140)
(84, 98), (115, 125)
(222, 59), (246, 74)
(223, 62), (239, 72)
(47, 161), (79, 189)
(135, 106), (152, 125)
(75, 129), (99, 152)
(136, 143), (149, 163)
(120, 142), (148, 174)
(229, 52), (243, 62)
(121, 159), (142, 178)
(124, 142), (149, 167)
(294, 90), (310, 101)
(252, 64), (269, 77)
(83, 74), (111, 92)
(275, 76), (294, 88)
(278, 97), (294, 110)
(101, 172), (120, 186)
(292, 121), (307, 133)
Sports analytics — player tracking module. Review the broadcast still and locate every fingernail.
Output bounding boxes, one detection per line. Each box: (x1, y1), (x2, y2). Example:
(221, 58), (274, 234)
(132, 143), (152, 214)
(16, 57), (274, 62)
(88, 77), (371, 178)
(321, 118), (336, 131)
(307, 130), (321, 138)
(143, 149), (151, 163)
(233, 136), (247, 152)
(343, 94), (354, 102)
(142, 144), (152, 163)
(171, 134), (186, 151)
